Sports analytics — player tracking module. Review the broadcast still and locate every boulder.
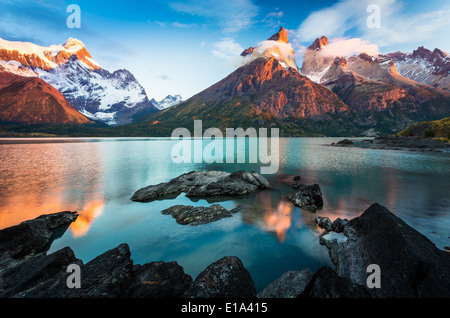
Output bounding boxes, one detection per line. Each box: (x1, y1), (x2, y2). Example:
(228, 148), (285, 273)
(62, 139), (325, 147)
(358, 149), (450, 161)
(314, 217), (332, 231)
(288, 184), (323, 211)
(131, 170), (270, 202)
(257, 269), (313, 298)
(319, 203), (450, 298)
(315, 217), (348, 233)
(125, 261), (193, 298)
(331, 218), (349, 233)
(183, 256), (256, 298)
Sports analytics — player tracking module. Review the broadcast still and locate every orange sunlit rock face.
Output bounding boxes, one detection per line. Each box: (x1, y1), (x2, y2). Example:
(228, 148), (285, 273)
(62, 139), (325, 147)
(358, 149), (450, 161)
(268, 26), (289, 44)
(0, 72), (92, 125)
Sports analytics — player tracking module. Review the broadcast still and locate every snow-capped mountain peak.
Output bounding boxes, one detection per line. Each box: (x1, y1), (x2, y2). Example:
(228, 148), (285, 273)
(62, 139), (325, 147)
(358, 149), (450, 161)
(151, 95), (183, 110)
(239, 27), (298, 71)
(0, 37), (100, 71)
(0, 37), (158, 125)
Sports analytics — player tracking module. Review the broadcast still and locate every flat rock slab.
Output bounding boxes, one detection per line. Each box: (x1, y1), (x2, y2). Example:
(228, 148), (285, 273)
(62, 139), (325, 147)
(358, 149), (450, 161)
(161, 204), (245, 226)
(0, 211), (78, 268)
(131, 170), (270, 202)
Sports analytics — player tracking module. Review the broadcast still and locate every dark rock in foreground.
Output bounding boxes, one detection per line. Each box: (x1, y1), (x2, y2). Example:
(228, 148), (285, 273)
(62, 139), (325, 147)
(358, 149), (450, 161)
(161, 204), (245, 226)
(131, 170), (270, 202)
(0, 211), (78, 269)
(183, 256), (256, 298)
(257, 269), (313, 298)
(2, 202), (449, 298)
(0, 212), (255, 298)
(125, 258), (193, 298)
(316, 203), (450, 298)
(288, 184), (323, 211)
(300, 267), (371, 298)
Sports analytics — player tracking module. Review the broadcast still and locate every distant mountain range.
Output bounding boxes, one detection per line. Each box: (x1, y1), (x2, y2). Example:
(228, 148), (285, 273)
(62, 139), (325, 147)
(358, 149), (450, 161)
(0, 29), (448, 137)
(151, 95), (183, 110)
(0, 37), (181, 125)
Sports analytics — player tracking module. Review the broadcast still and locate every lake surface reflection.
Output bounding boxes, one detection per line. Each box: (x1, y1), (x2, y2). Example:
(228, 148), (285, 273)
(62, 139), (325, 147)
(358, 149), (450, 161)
(0, 137), (449, 291)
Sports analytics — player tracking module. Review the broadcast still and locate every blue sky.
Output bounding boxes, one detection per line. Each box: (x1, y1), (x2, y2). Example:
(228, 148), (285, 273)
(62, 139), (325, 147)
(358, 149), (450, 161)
(0, 0), (449, 100)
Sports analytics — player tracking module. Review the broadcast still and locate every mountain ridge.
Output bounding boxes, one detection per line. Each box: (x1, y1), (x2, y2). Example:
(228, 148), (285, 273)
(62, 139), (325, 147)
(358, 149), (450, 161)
(0, 71), (92, 125)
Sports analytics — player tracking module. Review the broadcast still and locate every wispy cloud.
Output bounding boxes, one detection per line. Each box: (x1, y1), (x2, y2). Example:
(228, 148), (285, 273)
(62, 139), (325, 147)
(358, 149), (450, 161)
(297, 0), (450, 51)
(211, 37), (244, 66)
(260, 8), (284, 29)
(169, 0), (259, 33)
(156, 73), (173, 81)
(171, 22), (198, 29)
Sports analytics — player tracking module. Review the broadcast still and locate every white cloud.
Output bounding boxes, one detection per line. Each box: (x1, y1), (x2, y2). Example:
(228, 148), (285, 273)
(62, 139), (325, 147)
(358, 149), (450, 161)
(297, 0), (450, 52)
(211, 38), (244, 63)
(169, 0), (259, 33)
(320, 38), (380, 57)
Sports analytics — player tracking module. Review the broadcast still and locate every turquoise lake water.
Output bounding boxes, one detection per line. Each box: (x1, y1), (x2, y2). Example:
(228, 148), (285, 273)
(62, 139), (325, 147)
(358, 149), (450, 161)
(0, 137), (449, 292)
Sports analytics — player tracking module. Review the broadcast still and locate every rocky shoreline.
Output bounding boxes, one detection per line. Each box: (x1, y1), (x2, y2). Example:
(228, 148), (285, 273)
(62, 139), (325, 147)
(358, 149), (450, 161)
(331, 136), (450, 152)
(1, 170), (449, 298)
(1, 202), (449, 298)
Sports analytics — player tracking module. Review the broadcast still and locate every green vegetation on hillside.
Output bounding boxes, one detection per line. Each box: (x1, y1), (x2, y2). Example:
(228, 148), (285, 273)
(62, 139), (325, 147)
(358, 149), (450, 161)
(398, 117), (450, 140)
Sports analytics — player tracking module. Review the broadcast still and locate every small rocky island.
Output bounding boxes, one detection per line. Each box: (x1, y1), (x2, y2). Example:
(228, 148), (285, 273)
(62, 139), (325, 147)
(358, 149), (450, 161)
(131, 170), (270, 202)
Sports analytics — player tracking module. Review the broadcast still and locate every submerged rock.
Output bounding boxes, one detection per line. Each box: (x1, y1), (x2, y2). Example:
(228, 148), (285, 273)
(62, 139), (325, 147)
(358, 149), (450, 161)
(288, 184), (323, 211)
(183, 256), (256, 298)
(131, 170), (270, 202)
(161, 204), (245, 226)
